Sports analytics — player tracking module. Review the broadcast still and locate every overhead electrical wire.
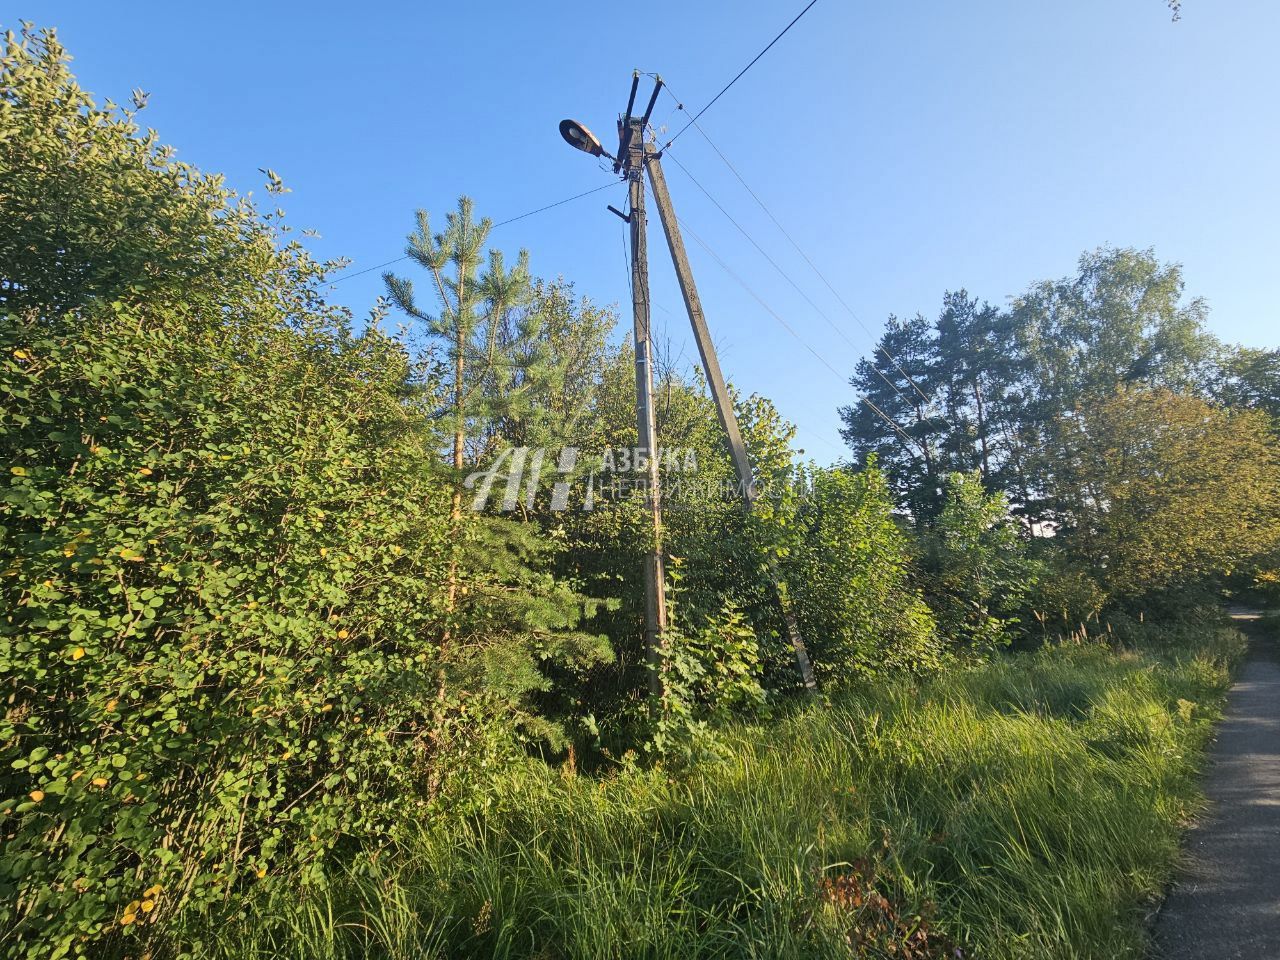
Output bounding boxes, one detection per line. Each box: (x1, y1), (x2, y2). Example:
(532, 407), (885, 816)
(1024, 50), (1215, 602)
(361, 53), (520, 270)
(662, 150), (926, 421)
(661, 0), (821, 152)
(327, 180), (621, 285)
(658, 90), (948, 425)
(674, 214), (930, 461)
(689, 121), (943, 415)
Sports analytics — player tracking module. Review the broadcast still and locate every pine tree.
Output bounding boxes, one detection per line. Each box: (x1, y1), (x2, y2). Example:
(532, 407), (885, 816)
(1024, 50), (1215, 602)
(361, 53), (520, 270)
(384, 198), (531, 607)
(839, 314), (948, 522)
(383, 199), (611, 731)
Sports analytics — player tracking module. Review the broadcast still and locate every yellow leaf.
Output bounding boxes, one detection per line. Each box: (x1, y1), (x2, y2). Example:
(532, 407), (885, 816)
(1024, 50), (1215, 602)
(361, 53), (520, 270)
(337, 629), (349, 640)
(138, 467), (153, 476)
(10, 466), (26, 477)
(92, 777), (109, 788)
(120, 913), (136, 926)
(143, 884), (163, 897)
(140, 899), (155, 913)
(28, 790), (44, 803)
(71, 646), (85, 661)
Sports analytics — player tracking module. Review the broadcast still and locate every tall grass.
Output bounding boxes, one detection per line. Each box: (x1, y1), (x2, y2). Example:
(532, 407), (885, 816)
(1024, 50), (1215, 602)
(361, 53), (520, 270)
(201, 628), (1243, 960)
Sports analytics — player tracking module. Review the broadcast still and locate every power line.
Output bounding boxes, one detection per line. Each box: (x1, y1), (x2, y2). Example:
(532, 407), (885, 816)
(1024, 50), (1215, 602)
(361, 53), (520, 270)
(491, 181), (619, 228)
(326, 254), (410, 286)
(662, 150), (924, 421)
(661, 0), (821, 151)
(326, 180), (621, 285)
(652, 71), (952, 433)
(621, 218), (633, 304)
(698, 125), (941, 412)
(662, 98), (946, 423)
(675, 215), (930, 461)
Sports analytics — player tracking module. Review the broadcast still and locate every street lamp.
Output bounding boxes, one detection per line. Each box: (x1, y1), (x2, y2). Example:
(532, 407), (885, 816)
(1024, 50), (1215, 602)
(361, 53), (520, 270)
(558, 118), (609, 158)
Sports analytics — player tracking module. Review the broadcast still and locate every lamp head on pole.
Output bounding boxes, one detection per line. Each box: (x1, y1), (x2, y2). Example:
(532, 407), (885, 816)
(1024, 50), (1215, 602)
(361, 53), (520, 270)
(559, 118), (610, 159)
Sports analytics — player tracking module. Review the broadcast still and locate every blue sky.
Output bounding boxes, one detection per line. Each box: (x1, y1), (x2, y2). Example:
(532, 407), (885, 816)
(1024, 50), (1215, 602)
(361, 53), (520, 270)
(20, 1), (1279, 463)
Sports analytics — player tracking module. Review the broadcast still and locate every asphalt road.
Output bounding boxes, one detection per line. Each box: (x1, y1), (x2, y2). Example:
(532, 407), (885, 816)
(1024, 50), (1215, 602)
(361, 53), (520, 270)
(1154, 613), (1280, 959)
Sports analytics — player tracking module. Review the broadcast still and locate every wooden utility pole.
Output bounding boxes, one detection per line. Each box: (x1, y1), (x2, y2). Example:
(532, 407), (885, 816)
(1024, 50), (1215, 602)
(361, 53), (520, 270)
(560, 73), (817, 697)
(646, 153), (755, 499)
(623, 116), (669, 698)
(645, 143), (818, 694)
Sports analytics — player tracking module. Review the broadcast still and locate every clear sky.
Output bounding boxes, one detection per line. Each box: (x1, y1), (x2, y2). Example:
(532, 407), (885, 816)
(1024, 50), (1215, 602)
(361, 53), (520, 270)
(17, 1), (1279, 463)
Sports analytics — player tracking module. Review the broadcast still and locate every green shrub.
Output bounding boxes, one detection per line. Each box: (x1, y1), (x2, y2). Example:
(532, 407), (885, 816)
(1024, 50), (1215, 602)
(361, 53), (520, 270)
(784, 464), (943, 684)
(0, 27), (607, 957)
(0, 297), (457, 956)
(920, 471), (1040, 648)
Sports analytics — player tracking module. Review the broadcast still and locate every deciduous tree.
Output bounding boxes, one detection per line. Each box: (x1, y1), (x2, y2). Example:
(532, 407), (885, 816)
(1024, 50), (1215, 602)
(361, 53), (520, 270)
(1047, 388), (1280, 599)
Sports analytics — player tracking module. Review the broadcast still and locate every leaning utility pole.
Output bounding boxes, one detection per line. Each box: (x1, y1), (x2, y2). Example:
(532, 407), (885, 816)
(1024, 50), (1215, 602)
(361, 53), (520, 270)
(560, 73), (817, 696)
(645, 143), (817, 695)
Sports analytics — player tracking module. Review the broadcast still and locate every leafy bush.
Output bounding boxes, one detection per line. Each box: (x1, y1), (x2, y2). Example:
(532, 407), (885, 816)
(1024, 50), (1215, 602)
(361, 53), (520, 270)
(1046, 387), (1280, 600)
(784, 464), (943, 683)
(1024, 549), (1107, 641)
(920, 471), (1039, 648)
(0, 27), (606, 957)
(649, 564), (768, 760)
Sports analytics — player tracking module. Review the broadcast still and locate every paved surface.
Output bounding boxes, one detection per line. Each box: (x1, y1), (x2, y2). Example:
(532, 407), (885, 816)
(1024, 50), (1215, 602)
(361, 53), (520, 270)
(1154, 613), (1280, 959)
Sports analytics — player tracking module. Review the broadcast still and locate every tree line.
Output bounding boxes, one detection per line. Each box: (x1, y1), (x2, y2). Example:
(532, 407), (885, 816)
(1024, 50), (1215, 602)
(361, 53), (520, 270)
(842, 250), (1280, 610)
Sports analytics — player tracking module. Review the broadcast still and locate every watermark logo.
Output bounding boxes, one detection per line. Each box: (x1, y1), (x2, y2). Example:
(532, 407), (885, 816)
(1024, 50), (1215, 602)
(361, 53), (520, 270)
(465, 446), (717, 513)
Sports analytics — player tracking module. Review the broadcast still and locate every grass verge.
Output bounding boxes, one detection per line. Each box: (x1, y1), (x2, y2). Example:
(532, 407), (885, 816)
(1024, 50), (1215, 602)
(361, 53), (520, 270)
(200, 627), (1244, 960)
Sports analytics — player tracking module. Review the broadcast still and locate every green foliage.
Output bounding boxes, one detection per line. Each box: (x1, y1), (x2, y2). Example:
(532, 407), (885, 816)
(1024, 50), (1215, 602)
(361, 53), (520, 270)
(1, 298), (459, 958)
(197, 625), (1243, 960)
(543, 354), (792, 727)
(1011, 247), (1215, 415)
(1047, 388), (1280, 600)
(1024, 550), (1108, 640)
(3, 22), (1261, 960)
(383, 198), (533, 472)
(921, 472), (1039, 648)
(649, 568), (767, 762)
(841, 248), (1222, 531)
(0, 27), (607, 957)
(0, 26), (299, 321)
(784, 464), (942, 683)
(839, 313), (948, 522)
(1211, 345), (1280, 425)
(839, 246), (1280, 620)
(495, 279), (617, 451)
